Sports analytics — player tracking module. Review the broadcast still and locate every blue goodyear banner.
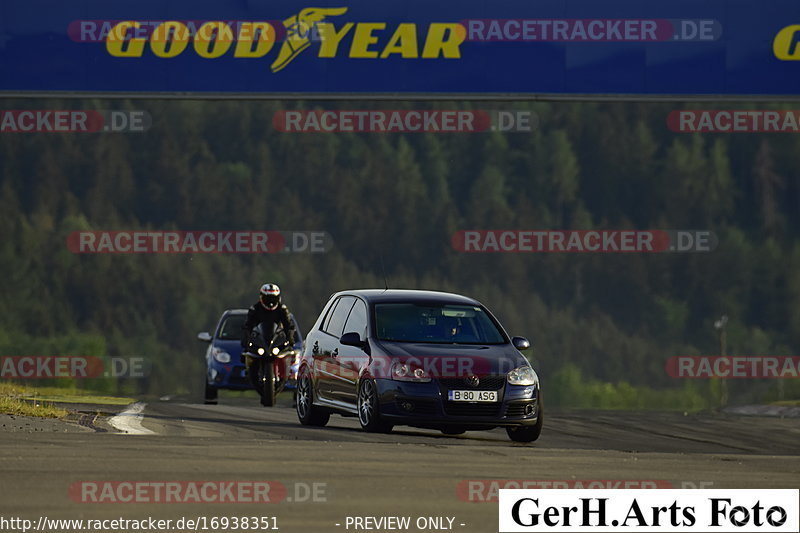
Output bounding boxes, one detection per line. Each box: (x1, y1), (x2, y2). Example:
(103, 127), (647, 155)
(1, 0), (800, 96)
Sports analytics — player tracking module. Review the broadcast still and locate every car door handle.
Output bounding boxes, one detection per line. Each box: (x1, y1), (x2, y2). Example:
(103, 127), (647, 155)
(312, 341), (320, 356)
(332, 348), (338, 358)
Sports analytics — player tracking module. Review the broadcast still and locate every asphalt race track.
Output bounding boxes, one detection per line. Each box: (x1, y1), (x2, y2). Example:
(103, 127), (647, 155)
(1, 394), (798, 533)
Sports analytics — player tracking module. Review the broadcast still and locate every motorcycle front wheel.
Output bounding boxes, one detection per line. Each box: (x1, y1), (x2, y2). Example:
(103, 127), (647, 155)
(250, 359), (276, 407)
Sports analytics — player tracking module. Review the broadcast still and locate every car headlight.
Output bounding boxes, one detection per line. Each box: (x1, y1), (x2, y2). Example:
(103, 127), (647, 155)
(212, 348), (231, 364)
(391, 362), (431, 382)
(257, 347), (265, 356)
(272, 347), (280, 355)
(507, 365), (538, 386)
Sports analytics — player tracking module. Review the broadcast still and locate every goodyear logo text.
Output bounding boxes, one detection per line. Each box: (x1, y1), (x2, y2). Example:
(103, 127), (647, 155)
(105, 8), (466, 72)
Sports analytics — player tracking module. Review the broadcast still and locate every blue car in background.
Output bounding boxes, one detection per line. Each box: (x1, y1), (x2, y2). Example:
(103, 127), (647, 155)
(198, 309), (303, 404)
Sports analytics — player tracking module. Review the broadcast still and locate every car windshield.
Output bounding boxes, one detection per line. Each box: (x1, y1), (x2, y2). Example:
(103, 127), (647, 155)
(217, 315), (246, 340)
(375, 303), (506, 344)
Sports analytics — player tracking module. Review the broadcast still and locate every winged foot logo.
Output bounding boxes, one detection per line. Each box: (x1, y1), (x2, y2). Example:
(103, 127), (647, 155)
(272, 7), (348, 72)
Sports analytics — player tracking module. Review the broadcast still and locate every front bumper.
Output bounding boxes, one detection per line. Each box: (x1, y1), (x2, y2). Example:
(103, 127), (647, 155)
(374, 378), (539, 428)
(207, 357), (299, 391)
(207, 361), (252, 390)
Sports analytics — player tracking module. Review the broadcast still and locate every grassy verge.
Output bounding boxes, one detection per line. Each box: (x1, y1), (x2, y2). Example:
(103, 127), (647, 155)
(544, 364), (800, 411)
(0, 383), (135, 418)
(770, 400), (800, 407)
(0, 383), (68, 418)
(21, 386), (135, 406)
(545, 364), (720, 411)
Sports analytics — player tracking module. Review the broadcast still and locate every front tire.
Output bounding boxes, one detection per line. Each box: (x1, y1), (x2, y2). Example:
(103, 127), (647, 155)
(358, 379), (393, 433)
(250, 359), (276, 407)
(296, 369), (330, 426)
(204, 378), (218, 405)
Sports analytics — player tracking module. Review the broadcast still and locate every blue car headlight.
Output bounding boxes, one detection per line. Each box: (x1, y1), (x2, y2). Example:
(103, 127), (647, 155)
(212, 347), (231, 364)
(507, 365), (538, 386)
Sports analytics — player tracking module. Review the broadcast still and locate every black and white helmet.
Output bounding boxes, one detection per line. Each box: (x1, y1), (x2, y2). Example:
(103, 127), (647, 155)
(259, 283), (281, 310)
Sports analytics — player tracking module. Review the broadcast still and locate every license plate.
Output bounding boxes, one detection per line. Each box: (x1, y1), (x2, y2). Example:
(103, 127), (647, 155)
(448, 390), (498, 402)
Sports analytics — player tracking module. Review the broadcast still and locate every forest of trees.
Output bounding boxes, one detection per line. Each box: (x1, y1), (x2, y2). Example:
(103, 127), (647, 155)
(1, 98), (798, 408)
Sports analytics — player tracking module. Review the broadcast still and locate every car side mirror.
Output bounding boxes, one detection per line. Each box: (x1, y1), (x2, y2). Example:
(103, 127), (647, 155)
(340, 332), (365, 348)
(197, 332), (212, 343)
(512, 336), (530, 351)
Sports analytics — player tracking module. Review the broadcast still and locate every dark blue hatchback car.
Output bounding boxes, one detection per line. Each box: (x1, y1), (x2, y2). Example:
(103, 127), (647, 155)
(295, 290), (542, 442)
(198, 309), (303, 404)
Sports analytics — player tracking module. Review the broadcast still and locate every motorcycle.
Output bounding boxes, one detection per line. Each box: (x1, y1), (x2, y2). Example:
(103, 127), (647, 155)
(242, 323), (295, 406)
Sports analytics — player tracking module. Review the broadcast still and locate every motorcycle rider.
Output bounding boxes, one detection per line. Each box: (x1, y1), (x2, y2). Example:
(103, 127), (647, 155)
(241, 283), (296, 364)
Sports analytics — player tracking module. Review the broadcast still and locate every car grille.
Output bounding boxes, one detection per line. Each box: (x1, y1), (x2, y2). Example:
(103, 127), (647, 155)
(437, 376), (506, 391)
(228, 366), (249, 385)
(437, 374), (506, 417)
(443, 402), (502, 417)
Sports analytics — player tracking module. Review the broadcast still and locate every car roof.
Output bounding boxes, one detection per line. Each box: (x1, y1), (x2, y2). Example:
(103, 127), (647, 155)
(330, 289), (481, 306)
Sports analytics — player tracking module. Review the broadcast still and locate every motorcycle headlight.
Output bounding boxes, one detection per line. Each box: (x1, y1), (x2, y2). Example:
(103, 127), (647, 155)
(507, 365), (538, 386)
(212, 348), (231, 364)
(391, 362), (431, 382)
